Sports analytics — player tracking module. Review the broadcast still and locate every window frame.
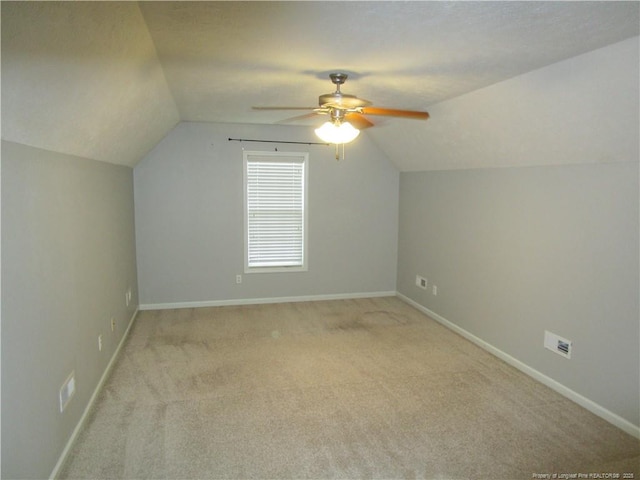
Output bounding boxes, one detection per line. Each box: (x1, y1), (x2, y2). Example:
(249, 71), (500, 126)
(243, 150), (309, 274)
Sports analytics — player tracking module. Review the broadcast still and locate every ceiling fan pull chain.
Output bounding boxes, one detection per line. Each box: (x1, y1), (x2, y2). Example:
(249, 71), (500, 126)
(332, 143), (346, 161)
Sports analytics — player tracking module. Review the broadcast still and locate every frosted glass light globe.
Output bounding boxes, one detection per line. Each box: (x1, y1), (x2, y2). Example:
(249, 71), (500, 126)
(314, 121), (360, 144)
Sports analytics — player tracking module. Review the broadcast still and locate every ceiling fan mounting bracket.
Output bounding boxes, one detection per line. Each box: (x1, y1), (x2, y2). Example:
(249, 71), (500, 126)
(329, 73), (348, 87)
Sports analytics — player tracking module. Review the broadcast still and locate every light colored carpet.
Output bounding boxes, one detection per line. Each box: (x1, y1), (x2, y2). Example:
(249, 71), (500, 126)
(60, 297), (639, 479)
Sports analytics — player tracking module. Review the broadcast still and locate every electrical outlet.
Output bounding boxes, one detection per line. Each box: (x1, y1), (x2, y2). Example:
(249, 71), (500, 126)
(59, 371), (76, 413)
(416, 275), (427, 290)
(432, 285), (438, 296)
(236, 274), (242, 284)
(98, 334), (103, 352)
(110, 317), (116, 332)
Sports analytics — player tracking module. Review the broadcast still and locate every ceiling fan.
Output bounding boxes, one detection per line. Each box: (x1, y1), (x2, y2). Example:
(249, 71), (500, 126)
(253, 73), (430, 145)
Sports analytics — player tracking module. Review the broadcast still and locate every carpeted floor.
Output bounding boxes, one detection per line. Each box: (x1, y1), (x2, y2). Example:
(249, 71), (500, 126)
(60, 296), (639, 479)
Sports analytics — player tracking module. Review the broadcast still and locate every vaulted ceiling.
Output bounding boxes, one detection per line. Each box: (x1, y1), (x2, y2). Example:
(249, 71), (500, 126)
(2, 1), (639, 169)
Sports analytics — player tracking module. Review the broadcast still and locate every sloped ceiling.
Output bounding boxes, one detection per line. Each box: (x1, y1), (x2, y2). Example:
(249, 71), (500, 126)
(1, 2), (180, 167)
(2, 1), (639, 168)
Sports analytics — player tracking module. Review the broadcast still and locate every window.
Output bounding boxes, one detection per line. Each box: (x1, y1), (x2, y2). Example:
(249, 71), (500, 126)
(244, 151), (308, 273)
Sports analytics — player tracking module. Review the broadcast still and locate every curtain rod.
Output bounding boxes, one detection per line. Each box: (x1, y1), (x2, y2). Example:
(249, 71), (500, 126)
(228, 137), (329, 146)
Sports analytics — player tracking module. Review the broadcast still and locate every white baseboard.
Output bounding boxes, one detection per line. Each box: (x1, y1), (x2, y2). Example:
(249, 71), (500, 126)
(49, 308), (140, 480)
(139, 291), (397, 311)
(396, 292), (640, 440)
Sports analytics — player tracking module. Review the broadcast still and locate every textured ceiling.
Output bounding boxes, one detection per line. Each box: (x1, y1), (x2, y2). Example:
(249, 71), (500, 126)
(1, 2), (180, 167)
(2, 1), (639, 168)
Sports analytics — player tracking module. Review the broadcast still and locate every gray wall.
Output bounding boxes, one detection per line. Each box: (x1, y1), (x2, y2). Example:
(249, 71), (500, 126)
(134, 122), (399, 306)
(395, 37), (640, 429)
(1, 141), (138, 479)
(398, 161), (639, 427)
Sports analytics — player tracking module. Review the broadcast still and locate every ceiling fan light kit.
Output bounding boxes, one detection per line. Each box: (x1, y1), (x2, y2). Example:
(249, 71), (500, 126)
(314, 121), (360, 144)
(254, 72), (429, 159)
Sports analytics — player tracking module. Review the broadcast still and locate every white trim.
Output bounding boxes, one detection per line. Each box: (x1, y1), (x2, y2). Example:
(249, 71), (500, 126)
(139, 291), (397, 311)
(49, 308), (139, 480)
(396, 292), (640, 440)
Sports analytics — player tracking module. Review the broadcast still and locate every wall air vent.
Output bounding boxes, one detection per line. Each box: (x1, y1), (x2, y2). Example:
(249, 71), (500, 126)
(557, 341), (570, 355)
(544, 330), (572, 359)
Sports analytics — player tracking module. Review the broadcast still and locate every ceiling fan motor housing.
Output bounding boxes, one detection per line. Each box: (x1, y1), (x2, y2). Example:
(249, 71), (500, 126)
(318, 92), (370, 109)
(319, 72), (372, 110)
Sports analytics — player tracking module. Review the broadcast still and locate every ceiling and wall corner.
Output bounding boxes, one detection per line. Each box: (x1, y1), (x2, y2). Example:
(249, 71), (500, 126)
(1, 1), (180, 167)
(1, 2), (638, 169)
(368, 36), (640, 171)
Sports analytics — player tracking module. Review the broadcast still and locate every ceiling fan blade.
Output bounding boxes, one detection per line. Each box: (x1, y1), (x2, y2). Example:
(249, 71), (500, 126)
(345, 112), (374, 130)
(361, 107), (430, 120)
(252, 106), (316, 111)
(276, 112), (322, 124)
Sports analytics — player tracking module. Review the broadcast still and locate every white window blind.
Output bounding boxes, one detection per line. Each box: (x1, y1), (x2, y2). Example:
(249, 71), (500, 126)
(244, 151), (308, 272)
